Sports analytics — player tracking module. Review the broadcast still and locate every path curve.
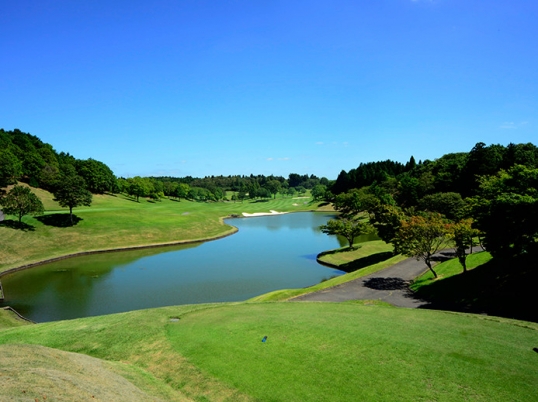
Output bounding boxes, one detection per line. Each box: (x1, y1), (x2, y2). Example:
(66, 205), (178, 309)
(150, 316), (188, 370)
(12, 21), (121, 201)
(291, 255), (442, 308)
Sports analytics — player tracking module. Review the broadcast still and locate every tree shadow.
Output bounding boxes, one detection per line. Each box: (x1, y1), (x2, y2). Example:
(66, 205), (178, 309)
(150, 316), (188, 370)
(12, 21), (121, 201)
(363, 277), (409, 290)
(36, 214), (83, 227)
(415, 253), (538, 323)
(324, 251), (394, 273)
(0, 219), (35, 231)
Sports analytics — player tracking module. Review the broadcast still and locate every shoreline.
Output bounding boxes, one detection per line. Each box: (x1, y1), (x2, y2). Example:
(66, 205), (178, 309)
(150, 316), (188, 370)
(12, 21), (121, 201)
(0, 210), (318, 277)
(0, 217), (239, 278)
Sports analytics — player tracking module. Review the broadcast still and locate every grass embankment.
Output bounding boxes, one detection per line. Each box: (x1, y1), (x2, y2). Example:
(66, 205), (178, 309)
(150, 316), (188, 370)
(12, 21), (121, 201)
(251, 241), (406, 302)
(411, 251), (538, 322)
(0, 186), (320, 273)
(0, 303), (536, 401)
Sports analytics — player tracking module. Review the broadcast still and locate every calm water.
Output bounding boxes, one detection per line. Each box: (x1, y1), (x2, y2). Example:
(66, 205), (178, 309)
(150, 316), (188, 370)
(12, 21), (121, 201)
(1, 213), (376, 322)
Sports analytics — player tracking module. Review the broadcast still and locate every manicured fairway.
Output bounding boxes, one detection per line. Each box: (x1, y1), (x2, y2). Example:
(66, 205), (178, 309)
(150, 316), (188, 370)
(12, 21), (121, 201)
(0, 302), (536, 401)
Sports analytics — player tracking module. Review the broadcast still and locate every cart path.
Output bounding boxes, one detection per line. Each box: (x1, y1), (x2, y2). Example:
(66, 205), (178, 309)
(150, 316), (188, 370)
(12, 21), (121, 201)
(291, 253), (452, 308)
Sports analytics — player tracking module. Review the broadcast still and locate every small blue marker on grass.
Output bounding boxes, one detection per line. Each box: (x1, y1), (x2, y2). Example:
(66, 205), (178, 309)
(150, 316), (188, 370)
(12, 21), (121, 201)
(262, 336), (267, 343)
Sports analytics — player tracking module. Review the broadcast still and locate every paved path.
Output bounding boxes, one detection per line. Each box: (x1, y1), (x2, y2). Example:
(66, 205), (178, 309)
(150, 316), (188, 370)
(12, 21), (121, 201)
(292, 255), (440, 308)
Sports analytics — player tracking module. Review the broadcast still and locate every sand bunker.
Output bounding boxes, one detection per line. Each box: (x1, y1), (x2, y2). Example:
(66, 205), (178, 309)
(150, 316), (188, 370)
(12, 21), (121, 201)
(241, 210), (288, 217)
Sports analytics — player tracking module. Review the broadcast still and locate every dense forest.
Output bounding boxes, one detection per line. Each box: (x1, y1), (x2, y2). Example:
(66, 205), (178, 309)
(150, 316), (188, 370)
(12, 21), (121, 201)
(2, 128), (538, 262)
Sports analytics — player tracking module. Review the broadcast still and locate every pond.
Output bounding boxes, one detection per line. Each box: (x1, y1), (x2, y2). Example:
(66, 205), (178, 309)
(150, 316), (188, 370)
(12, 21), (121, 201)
(0, 212), (377, 322)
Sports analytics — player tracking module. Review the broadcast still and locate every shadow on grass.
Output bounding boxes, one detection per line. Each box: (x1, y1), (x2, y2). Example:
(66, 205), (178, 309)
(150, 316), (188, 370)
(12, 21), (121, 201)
(415, 253), (538, 323)
(36, 214), (83, 227)
(331, 251), (394, 273)
(251, 199), (269, 203)
(0, 219), (35, 231)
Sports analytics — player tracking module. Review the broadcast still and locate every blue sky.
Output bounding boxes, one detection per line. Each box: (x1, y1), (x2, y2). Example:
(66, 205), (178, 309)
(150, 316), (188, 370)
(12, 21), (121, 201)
(1, 0), (536, 179)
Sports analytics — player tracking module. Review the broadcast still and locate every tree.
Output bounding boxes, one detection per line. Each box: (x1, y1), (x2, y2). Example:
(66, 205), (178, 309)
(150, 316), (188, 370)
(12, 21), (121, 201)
(418, 192), (468, 221)
(311, 184), (327, 201)
(393, 213), (449, 278)
(369, 204), (405, 244)
(447, 219), (479, 273)
(0, 148), (22, 188)
(0, 185), (44, 223)
(265, 180), (282, 199)
(320, 217), (373, 249)
(53, 175), (92, 224)
(127, 176), (153, 202)
(76, 158), (116, 194)
(175, 183), (190, 201)
(471, 165), (538, 257)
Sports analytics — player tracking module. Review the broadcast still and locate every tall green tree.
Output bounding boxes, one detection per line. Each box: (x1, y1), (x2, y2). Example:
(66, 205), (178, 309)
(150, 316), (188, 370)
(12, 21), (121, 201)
(53, 175), (92, 224)
(471, 165), (538, 257)
(447, 218), (479, 273)
(393, 213), (449, 278)
(0, 148), (22, 188)
(0, 185), (44, 223)
(320, 217), (373, 249)
(265, 180), (282, 199)
(76, 158), (116, 194)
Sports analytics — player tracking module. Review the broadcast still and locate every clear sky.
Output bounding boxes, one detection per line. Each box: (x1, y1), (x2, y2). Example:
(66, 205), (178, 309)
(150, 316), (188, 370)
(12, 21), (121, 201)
(1, 0), (536, 179)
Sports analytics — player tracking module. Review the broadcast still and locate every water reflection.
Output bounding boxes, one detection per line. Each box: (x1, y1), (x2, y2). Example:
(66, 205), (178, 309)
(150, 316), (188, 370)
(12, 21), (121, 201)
(0, 213), (375, 322)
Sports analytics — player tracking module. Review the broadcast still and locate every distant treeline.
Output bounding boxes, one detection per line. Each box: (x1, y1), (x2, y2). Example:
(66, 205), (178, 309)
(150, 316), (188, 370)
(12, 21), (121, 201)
(0, 129), (329, 202)
(0, 128), (116, 194)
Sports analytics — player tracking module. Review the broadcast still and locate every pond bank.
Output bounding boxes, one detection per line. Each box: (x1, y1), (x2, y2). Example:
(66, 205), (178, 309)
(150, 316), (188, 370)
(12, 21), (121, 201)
(0, 220), (238, 278)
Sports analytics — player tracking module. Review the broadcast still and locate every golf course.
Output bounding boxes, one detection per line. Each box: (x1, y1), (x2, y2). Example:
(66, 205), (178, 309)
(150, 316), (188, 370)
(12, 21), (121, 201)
(1, 188), (537, 401)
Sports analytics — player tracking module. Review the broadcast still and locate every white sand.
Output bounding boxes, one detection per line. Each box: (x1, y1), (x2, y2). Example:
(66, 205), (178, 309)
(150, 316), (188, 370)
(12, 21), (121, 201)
(241, 210), (288, 217)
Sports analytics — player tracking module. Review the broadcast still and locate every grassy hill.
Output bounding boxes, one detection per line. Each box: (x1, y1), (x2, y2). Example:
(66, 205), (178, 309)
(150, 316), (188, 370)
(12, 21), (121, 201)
(0, 302), (536, 401)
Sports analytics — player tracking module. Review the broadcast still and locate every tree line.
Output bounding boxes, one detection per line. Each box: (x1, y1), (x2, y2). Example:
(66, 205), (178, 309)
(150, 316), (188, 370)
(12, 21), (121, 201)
(320, 141), (538, 276)
(0, 129), (331, 223)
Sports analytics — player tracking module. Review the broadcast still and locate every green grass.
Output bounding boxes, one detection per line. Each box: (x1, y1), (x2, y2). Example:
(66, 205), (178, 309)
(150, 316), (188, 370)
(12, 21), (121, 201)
(0, 186), (321, 273)
(0, 308), (32, 330)
(0, 302), (536, 401)
(317, 240), (394, 271)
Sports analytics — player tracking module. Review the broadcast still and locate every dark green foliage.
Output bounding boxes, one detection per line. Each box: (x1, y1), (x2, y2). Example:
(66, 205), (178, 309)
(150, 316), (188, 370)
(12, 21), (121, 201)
(471, 165), (538, 258)
(0, 185), (44, 223)
(53, 174), (92, 224)
(320, 217), (373, 249)
(76, 158), (116, 194)
(332, 160), (408, 194)
(0, 148), (22, 188)
(0, 129), (115, 195)
(418, 192), (468, 221)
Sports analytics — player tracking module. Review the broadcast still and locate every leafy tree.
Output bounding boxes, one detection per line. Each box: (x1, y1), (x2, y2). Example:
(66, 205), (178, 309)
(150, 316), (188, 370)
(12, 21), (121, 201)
(127, 176), (153, 202)
(369, 204), (405, 244)
(53, 175), (92, 224)
(320, 217), (373, 249)
(333, 189), (379, 217)
(418, 192), (468, 221)
(76, 158), (116, 194)
(447, 218), (479, 273)
(393, 213), (450, 278)
(175, 183), (190, 201)
(0, 185), (44, 223)
(311, 184), (327, 201)
(471, 165), (538, 257)
(0, 148), (22, 188)
(265, 180), (282, 199)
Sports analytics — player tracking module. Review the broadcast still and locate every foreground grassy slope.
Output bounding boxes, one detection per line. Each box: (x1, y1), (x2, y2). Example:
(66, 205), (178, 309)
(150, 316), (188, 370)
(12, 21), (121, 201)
(0, 187), (319, 273)
(0, 303), (536, 401)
